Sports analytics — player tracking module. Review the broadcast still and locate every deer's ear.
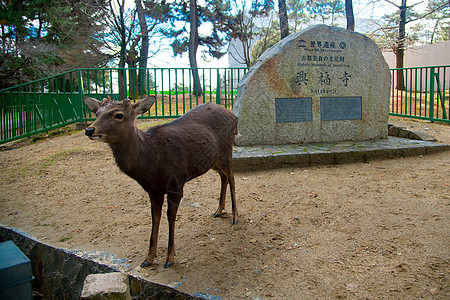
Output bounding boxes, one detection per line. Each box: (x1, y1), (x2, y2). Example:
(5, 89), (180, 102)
(83, 97), (102, 114)
(132, 95), (156, 115)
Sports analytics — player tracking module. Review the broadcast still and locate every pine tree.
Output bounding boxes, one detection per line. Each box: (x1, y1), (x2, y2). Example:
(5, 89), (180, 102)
(0, 0), (110, 88)
(228, 0), (274, 67)
(163, 0), (232, 95)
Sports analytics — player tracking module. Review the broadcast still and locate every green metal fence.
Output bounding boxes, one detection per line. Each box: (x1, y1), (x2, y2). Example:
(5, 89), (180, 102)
(1, 65), (449, 145)
(0, 67), (249, 144)
(390, 65), (449, 123)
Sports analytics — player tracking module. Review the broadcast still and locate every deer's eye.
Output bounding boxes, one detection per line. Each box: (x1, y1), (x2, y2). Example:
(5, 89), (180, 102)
(114, 113), (123, 120)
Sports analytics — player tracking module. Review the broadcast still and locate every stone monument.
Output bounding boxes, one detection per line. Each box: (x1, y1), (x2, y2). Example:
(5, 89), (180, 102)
(233, 25), (391, 146)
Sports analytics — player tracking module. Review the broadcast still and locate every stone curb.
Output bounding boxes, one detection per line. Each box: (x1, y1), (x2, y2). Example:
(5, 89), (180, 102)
(232, 137), (450, 171)
(0, 226), (200, 300)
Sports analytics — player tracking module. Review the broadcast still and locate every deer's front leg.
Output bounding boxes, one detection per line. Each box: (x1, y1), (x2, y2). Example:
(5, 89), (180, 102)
(141, 193), (164, 268)
(165, 191), (182, 268)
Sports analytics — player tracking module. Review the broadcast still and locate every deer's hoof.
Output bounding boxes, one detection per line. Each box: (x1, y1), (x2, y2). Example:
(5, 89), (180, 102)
(213, 212), (221, 218)
(164, 261), (174, 268)
(231, 218), (238, 225)
(140, 261), (152, 268)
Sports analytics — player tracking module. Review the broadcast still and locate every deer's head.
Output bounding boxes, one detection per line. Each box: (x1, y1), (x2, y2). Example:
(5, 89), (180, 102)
(83, 96), (156, 144)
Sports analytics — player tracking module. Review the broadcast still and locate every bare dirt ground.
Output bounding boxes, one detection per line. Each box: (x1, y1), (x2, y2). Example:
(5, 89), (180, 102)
(1, 116), (449, 299)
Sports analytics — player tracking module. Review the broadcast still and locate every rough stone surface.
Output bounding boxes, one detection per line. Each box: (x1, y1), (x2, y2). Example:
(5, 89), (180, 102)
(233, 25), (391, 146)
(0, 226), (200, 300)
(81, 272), (131, 300)
(388, 124), (437, 141)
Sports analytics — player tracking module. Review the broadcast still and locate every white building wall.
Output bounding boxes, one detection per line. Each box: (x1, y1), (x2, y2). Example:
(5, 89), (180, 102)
(382, 41), (450, 90)
(382, 41), (450, 68)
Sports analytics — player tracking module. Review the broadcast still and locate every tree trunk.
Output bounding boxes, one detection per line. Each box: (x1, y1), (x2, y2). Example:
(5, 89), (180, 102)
(117, 0), (127, 99)
(135, 0), (148, 96)
(278, 0), (289, 39)
(396, 0), (407, 90)
(189, 0), (202, 96)
(345, 0), (355, 31)
(126, 49), (139, 99)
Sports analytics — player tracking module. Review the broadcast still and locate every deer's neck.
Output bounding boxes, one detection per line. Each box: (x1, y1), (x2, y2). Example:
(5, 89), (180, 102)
(109, 127), (151, 178)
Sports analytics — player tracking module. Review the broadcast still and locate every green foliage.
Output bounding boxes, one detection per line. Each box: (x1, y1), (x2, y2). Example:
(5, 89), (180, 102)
(247, 0), (347, 65)
(163, 0), (233, 59)
(172, 82), (190, 91)
(0, 0), (110, 89)
(373, 0), (449, 53)
(376, 3), (421, 51)
(287, 0), (311, 31)
(306, 0), (345, 24)
(227, 0), (275, 66)
(250, 23), (280, 66)
(423, 0), (450, 43)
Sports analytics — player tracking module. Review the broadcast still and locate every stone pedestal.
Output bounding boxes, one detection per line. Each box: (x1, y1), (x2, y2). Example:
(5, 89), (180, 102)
(233, 25), (391, 146)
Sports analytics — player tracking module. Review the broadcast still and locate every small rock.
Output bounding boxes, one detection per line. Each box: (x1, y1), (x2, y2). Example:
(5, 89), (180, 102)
(81, 272), (131, 300)
(192, 292), (223, 300)
(429, 287), (439, 295)
(249, 239), (258, 243)
(191, 202), (201, 208)
(346, 283), (358, 292)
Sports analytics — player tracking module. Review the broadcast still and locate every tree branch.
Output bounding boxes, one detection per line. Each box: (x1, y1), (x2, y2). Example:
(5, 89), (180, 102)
(406, 2), (449, 24)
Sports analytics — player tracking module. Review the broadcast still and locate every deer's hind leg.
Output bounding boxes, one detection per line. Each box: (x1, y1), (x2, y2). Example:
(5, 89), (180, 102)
(213, 170), (228, 219)
(213, 159), (238, 225)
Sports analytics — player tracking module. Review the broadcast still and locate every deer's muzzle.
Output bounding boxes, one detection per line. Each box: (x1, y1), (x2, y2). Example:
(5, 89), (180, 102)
(85, 127), (102, 140)
(85, 127), (95, 137)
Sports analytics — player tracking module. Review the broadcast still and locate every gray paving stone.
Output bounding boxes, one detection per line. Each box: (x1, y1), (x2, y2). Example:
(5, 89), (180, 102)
(232, 137), (449, 170)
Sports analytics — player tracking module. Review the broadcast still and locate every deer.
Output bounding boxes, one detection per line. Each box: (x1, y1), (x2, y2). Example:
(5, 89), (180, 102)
(82, 95), (238, 268)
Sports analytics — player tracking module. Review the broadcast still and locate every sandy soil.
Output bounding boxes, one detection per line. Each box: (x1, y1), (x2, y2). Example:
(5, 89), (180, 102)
(1, 116), (449, 299)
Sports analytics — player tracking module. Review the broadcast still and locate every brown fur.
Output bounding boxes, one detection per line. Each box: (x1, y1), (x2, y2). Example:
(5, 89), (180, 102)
(83, 96), (238, 268)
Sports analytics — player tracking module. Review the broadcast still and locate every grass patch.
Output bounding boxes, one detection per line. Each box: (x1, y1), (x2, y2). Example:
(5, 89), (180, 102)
(35, 222), (56, 227)
(58, 236), (72, 242)
(38, 147), (85, 172)
(5, 147), (90, 181)
(1, 125), (81, 151)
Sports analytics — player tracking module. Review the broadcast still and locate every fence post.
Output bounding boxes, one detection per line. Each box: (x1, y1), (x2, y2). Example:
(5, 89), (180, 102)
(26, 86), (31, 134)
(433, 68), (448, 120)
(429, 67), (435, 121)
(77, 69), (85, 120)
(216, 69), (221, 105)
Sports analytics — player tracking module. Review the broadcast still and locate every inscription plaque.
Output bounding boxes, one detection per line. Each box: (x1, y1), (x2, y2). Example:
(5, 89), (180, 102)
(320, 96), (362, 121)
(276, 98), (313, 123)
